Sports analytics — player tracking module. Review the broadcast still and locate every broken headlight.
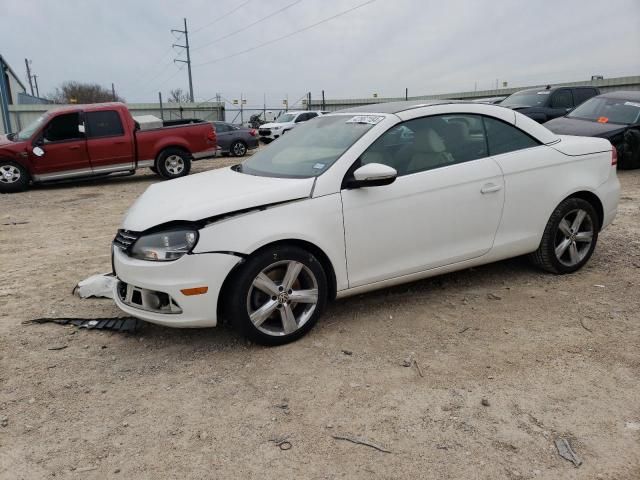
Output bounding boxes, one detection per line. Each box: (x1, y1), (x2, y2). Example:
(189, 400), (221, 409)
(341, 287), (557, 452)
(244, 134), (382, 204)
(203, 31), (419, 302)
(130, 229), (198, 262)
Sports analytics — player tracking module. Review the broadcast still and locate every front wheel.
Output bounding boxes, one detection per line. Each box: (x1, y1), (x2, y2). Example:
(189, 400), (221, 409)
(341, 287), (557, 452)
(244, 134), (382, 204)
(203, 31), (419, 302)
(0, 161), (29, 193)
(156, 148), (191, 179)
(226, 245), (328, 345)
(529, 197), (599, 274)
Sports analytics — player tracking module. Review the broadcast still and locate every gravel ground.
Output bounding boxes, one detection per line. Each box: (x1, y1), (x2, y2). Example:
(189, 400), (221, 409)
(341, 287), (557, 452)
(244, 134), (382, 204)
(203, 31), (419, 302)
(1, 157), (639, 479)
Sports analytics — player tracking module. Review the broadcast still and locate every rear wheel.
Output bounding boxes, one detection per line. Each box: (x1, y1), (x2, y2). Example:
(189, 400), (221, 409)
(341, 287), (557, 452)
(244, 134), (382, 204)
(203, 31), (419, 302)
(226, 245), (327, 345)
(529, 197), (599, 274)
(230, 140), (247, 157)
(156, 148), (191, 179)
(0, 160), (29, 193)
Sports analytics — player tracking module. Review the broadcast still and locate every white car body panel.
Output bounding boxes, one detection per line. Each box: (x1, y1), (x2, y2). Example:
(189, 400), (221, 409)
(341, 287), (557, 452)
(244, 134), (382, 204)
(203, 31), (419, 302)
(112, 102), (620, 329)
(259, 111), (325, 141)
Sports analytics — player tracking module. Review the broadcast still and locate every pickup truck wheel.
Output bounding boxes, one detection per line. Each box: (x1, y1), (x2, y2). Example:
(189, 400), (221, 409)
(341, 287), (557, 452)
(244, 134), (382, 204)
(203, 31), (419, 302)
(0, 160), (29, 193)
(529, 198), (599, 274)
(156, 148), (191, 179)
(230, 140), (247, 157)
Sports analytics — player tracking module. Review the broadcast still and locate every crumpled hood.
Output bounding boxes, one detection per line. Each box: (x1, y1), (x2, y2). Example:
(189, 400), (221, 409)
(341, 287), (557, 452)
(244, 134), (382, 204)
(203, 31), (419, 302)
(122, 166), (315, 231)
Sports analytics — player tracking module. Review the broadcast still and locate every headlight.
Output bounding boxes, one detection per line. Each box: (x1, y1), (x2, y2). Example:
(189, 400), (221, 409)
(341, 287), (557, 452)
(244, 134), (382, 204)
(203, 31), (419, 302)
(273, 126), (281, 130)
(130, 229), (198, 261)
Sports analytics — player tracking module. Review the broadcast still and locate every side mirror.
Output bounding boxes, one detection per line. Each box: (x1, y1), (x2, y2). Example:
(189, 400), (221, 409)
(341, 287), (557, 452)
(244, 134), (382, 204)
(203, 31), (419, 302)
(345, 163), (397, 189)
(78, 124), (86, 134)
(33, 146), (45, 157)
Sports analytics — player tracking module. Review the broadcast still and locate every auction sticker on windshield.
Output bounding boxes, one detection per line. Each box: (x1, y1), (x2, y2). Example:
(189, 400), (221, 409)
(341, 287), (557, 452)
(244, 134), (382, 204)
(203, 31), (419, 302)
(346, 115), (385, 125)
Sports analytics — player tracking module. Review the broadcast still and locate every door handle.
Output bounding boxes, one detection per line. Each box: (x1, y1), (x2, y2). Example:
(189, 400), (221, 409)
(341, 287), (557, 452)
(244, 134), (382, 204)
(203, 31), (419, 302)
(68, 145), (80, 150)
(481, 183), (502, 194)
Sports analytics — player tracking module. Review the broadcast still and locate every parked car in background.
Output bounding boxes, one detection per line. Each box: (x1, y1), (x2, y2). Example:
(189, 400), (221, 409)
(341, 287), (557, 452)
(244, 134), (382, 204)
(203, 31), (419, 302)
(544, 91), (640, 169)
(258, 110), (324, 142)
(112, 100), (619, 345)
(0, 102), (217, 193)
(501, 86), (600, 123)
(213, 121), (259, 157)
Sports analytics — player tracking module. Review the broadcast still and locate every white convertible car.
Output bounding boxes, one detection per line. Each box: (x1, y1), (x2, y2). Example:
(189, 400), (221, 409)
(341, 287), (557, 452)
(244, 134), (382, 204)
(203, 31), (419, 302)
(112, 101), (620, 345)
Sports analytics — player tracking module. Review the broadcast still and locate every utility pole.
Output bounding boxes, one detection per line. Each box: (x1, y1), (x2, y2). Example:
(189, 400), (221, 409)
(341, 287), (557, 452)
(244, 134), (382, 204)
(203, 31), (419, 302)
(24, 59), (34, 96)
(158, 91), (164, 120)
(172, 18), (194, 103)
(33, 75), (39, 97)
(111, 83), (116, 101)
(405, 87), (408, 100)
(322, 90), (325, 110)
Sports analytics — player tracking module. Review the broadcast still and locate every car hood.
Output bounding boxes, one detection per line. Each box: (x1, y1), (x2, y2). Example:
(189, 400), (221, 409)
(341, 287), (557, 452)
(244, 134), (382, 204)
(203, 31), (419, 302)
(260, 122), (293, 129)
(544, 116), (626, 138)
(122, 166), (315, 231)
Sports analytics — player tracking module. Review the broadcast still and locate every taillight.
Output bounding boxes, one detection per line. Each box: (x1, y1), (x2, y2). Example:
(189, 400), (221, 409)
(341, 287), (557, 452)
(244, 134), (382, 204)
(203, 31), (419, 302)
(207, 130), (216, 142)
(611, 145), (617, 166)
(249, 129), (257, 137)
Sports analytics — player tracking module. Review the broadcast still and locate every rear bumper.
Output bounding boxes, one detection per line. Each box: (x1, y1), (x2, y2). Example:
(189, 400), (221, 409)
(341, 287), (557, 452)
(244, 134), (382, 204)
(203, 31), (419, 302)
(112, 247), (242, 328)
(599, 171), (621, 230)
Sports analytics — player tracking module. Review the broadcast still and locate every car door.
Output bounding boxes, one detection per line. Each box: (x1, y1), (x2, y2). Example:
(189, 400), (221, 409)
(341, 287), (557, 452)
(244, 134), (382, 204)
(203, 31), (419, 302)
(29, 111), (91, 180)
(340, 114), (505, 288)
(85, 109), (134, 173)
(548, 89), (574, 119)
(214, 122), (232, 152)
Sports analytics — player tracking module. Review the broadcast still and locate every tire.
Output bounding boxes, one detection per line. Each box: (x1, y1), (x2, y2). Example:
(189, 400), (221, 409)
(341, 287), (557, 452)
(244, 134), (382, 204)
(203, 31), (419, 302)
(529, 197), (599, 274)
(156, 148), (191, 179)
(149, 166), (158, 174)
(226, 245), (328, 346)
(230, 140), (248, 157)
(0, 160), (29, 193)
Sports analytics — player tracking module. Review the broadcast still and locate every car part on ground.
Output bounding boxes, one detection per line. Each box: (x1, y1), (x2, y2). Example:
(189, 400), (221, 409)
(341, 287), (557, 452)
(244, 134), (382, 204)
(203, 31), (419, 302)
(22, 316), (144, 333)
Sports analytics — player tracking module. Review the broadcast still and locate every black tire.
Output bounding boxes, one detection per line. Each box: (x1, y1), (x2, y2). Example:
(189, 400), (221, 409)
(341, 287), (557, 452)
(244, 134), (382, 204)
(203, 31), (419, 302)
(149, 166), (158, 174)
(0, 160), (29, 193)
(156, 148), (191, 179)
(226, 245), (328, 346)
(529, 197), (599, 274)
(230, 140), (248, 157)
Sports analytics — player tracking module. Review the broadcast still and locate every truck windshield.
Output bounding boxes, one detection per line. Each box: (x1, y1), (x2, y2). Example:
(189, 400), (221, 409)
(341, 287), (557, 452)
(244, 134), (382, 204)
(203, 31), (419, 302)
(568, 97), (640, 125)
(501, 92), (549, 107)
(238, 115), (377, 178)
(276, 113), (296, 123)
(16, 114), (48, 141)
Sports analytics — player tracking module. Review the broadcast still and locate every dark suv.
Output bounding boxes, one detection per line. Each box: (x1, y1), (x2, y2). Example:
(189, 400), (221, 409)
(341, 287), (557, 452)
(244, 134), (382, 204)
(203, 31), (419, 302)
(500, 86), (600, 123)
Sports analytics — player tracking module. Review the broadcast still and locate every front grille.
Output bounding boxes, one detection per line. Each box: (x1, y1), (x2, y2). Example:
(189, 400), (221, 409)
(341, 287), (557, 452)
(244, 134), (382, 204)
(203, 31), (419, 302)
(113, 229), (140, 251)
(258, 128), (271, 136)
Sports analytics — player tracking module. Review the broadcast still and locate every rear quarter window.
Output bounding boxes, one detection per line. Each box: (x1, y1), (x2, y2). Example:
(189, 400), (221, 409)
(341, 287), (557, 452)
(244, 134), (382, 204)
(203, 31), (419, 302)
(86, 110), (124, 138)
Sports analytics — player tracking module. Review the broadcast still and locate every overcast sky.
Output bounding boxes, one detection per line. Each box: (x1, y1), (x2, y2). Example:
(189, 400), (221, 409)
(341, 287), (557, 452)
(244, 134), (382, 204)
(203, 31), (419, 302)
(2, 0), (639, 109)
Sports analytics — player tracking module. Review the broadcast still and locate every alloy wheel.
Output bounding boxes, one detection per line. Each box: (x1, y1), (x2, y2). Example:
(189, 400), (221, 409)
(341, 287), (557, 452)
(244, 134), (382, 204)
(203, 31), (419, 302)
(233, 142), (247, 156)
(165, 155), (185, 175)
(554, 208), (594, 267)
(246, 260), (319, 337)
(0, 165), (21, 184)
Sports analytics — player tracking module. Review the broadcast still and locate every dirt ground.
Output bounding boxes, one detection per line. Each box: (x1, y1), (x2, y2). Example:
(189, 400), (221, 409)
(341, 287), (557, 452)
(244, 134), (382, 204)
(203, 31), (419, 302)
(1, 156), (639, 480)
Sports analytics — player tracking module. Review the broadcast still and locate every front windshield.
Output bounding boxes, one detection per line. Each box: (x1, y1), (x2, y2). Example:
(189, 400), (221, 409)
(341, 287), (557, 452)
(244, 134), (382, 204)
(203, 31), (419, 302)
(16, 114), (47, 140)
(239, 115), (377, 178)
(501, 91), (549, 107)
(276, 113), (296, 123)
(568, 97), (640, 125)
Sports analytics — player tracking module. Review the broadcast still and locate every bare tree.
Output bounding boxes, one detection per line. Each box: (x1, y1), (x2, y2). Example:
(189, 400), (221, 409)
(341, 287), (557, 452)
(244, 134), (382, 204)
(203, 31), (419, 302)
(167, 88), (191, 103)
(48, 81), (124, 104)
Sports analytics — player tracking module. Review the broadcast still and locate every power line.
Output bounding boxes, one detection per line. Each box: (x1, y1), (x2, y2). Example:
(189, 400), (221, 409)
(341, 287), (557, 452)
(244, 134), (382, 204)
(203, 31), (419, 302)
(193, 0), (377, 67)
(191, 0), (253, 34)
(192, 0), (303, 52)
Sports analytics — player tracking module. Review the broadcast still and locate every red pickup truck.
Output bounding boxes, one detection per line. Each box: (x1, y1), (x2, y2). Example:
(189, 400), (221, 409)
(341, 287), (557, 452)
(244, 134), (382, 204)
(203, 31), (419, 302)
(0, 102), (217, 193)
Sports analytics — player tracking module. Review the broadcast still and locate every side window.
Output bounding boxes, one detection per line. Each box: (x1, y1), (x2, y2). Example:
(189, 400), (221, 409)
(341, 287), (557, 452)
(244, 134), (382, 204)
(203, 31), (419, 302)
(295, 113), (308, 123)
(359, 114), (488, 176)
(214, 123), (229, 133)
(573, 88), (597, 106)
(483, 117), (540, 156)
(86, 111), (124, 138)
(550, 90), (573, 109)
(42, 112), (83, 143)
(307, 112), (318, 119)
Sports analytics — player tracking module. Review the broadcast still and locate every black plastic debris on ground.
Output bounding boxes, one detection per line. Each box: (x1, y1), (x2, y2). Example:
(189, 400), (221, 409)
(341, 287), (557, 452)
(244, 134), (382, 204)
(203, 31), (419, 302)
(22, 317), (144, 333)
